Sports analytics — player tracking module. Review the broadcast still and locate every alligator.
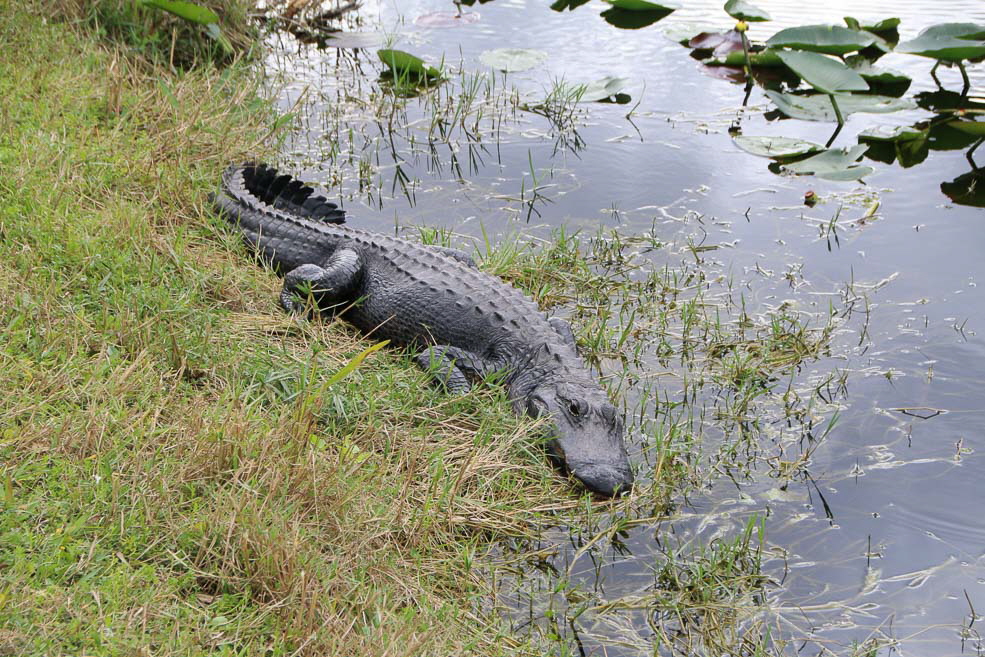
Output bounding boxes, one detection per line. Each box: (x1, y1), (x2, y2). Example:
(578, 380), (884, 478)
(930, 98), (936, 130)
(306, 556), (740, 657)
(212, 163), (634, 497)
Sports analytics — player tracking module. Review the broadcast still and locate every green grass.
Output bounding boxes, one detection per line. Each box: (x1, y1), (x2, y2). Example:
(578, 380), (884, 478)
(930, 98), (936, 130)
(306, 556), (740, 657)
(51, 0), (258, 69)
(0, 8), (568, 656)
(0, 4), (865, 656)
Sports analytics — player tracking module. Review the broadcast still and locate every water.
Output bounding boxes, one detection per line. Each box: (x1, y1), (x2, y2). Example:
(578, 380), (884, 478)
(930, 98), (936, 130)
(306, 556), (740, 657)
(262, 2), (985, 654)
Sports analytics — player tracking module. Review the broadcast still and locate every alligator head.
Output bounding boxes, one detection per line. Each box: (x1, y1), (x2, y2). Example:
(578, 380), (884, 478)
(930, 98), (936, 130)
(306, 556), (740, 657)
(520, 381), (634, 497)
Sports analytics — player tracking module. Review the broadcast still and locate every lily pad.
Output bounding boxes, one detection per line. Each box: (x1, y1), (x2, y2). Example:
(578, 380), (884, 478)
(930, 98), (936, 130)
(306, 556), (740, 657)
(601, 0), (679, 10)
(896, 23), (985, 63)
(948, 118), (985, 136)
(775, 49), (869, 94)
(377, 49), (442, 80)
(414, 11), (481, 27)
(846, 17), (900, 33)
(559, 76), (631, 102)
(928, 120), (982, 151)
(662, 22), (722, 45)
(724, 0), (770, 23)
(784, 145), (874, 180)
(479, 48), (548, 72)
(550, 0), (590, 10)
(689, 30), (744, 56)
(858, 125), (927, 142)
(734, 135), (823, 159)
(766, 90), (915, 121)
(323, 31), (386, 49)
(858, 126), (930, 167)
(707, 48), (784, 67)
(844, 16), (901, 44)
(942, 169), (985, 207)
(766, 25), (875, 55)
(846, 58), (911, 85)
(601, 7), (674, 29)
(921, 23), (985, 40)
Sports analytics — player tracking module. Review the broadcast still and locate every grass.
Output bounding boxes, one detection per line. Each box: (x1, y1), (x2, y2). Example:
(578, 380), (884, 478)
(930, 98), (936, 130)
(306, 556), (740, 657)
(0, 7), (569, 656)
(0, 4), (872, 656)
(52, 0), (257, 69)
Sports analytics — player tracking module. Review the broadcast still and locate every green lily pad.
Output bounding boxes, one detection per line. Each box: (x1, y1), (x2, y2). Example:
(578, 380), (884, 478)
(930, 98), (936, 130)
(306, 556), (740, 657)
(766, 25), (875, 55)
(689, 31), (743, 55)
(323, 32), (386, 49)
(377, 49), (442, 80)
(948, 118), (985, 136)
(775, 49), (869, 94)
(928, 120), (982, 151)
(143, 0), (219, 24)
(601, 7), (674, 29)
(724, 0), (770, 23)
(943, 169), (985, 207)
(896, 23), (985, 62)
(858, 125), (927, 142)
(846, 59), (910, 85)
(856, 125), (930, 167)
(922, 23), (985, 40)
(734, 135), (823, 159)
(855, 17), (900, 33)
(662, 22), (722, 45)
(707, 48), (784, 67)
(766, 90), (915, 121)
(550, 0), (590, 10)
(558, 76), (631, 102)
(784, 145), (873, 180)
(601, 0), (679, 10)
(479, 48), (548, 72)
(843, 16), (901, 42)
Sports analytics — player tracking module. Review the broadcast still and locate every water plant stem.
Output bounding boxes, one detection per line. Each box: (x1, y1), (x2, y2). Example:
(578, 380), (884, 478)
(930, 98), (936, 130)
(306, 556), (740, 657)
(739, 30), (753, 83)
(957, 61), (971, 97)
(828, 93), (845, 126)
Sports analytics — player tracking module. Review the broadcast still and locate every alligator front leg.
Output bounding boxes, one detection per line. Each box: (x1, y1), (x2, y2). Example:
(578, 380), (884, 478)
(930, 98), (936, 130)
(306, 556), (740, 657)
(280, 248), (363, 315)
(415, 345), (494, 393)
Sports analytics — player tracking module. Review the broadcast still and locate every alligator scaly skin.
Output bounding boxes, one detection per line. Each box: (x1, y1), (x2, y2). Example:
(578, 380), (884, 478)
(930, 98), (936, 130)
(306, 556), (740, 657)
(213, 163), (633, 496)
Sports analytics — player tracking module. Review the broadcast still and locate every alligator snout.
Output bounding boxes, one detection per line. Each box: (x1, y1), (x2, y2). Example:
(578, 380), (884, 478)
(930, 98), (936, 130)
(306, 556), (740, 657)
(570, 462), (634, 497)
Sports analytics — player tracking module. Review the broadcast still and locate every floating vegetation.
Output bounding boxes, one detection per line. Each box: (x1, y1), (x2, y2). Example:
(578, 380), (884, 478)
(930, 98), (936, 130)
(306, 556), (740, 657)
(733, 135), (823, 160)
(479, 48), (549, 73)
(377, 48), (445, 96)
(782, 145), (874, 180)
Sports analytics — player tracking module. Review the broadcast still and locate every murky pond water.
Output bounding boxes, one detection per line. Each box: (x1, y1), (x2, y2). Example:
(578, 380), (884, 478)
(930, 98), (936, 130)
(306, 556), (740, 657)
(262, 1), (985, 654)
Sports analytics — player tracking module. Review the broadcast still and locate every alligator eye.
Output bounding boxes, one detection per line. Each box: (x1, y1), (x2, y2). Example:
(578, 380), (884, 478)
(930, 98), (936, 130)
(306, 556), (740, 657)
(568, 400), (583, 417)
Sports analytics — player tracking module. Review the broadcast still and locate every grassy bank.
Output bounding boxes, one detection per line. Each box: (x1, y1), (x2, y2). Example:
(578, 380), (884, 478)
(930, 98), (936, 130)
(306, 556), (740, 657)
(0, 7), (566, 656)
(0, 2), (819, 654)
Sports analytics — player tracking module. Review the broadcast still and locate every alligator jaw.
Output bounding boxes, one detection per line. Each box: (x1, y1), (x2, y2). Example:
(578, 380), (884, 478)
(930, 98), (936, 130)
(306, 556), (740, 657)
(570, 461), (634, 497)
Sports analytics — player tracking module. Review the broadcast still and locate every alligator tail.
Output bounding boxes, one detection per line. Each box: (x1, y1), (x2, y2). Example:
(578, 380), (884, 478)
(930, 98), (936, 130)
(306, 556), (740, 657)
(222, 163), (346, 224)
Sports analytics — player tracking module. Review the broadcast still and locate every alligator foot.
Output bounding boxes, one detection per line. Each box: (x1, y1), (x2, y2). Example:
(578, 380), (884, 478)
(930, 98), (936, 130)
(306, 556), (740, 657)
(415, 345), (492, 394)
(280, 248), (363, 315)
